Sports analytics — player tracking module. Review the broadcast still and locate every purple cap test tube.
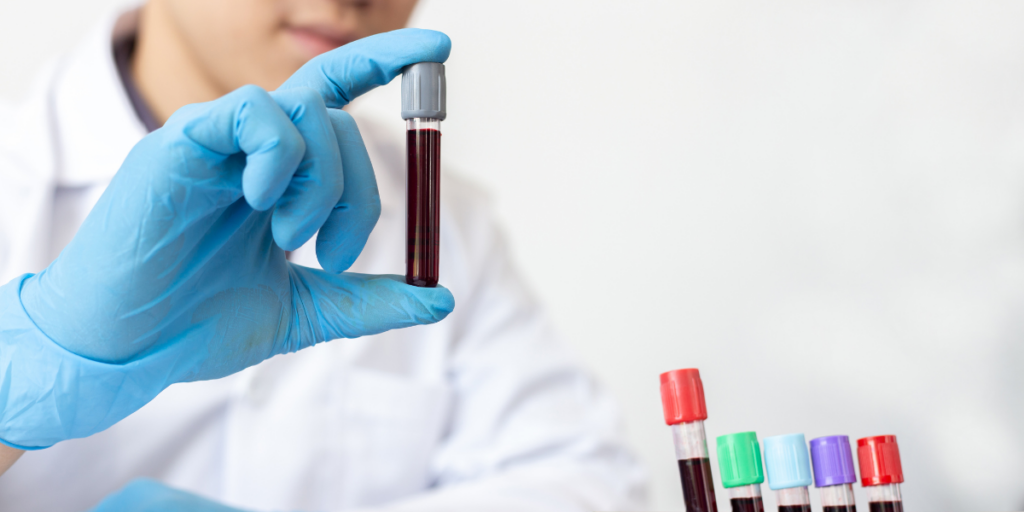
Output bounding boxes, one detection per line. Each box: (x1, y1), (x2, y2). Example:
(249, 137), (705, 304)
(809, 436), (857, 512)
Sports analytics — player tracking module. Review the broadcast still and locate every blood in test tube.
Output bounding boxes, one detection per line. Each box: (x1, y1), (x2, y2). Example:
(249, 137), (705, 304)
(857, 435), (905, 512)
(730, 498), (765, 512)
(868, 503), (902, 512)
(777, 506), (811, 512)
(405, 124), (440, 286)
(763, 434), (814, 512)
(660, 368), (718, 512)
(401, 62), (446, 287)
(717, 432), (766, 512)
(810, 435), (859, 512)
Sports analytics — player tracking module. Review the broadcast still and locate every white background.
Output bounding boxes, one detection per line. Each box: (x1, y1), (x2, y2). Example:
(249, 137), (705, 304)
(4, 1), (1024, 511)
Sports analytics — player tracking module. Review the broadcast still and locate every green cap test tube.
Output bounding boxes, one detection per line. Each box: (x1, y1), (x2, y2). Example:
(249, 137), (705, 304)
(717, 432), (766, 512)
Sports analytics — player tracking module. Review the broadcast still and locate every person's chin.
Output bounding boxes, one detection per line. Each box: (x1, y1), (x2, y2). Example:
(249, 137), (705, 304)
(286, 28), (350, 59)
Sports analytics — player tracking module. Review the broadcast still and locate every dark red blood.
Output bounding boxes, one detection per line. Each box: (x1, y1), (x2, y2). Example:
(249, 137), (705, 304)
(778, 506), (811, 512)
(406, 128), (441, 287)
(678, 458), (718, 512)
(731, 497), (765, 512)
(823, 507), (857, 512)
(869, 502), (903, 512)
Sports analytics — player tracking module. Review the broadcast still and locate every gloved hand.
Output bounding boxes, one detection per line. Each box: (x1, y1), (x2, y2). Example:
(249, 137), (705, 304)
(0, 29), (453, 450)
(88, 479), (247, 512)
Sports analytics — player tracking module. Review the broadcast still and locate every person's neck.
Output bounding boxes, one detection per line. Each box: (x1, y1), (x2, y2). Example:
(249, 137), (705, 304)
(131, 0), (227, 125)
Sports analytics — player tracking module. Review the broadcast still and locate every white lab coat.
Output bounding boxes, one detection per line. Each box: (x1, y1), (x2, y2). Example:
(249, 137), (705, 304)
(0, 11), (647, 512)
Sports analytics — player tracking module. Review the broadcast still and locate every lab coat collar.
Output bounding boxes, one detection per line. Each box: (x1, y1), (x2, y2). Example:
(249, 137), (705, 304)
(53, 9), (148, 187)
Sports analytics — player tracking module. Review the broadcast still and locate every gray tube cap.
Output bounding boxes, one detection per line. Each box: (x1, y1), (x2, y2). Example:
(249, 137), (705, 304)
(402, 62), (446, 120)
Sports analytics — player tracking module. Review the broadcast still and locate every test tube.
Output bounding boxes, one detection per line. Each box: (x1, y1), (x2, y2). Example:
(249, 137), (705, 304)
(401, 62), (446, 287)
(763, 434), (813, 512)
(660, 368), (718, 512)
(810, 435), (858, 512)
(857, 436), (904, 512)
(717, 432), (766, 512)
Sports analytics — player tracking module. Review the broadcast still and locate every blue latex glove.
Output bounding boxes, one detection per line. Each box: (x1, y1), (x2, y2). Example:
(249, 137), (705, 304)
(0, 29), (453, 450)
(88, 479), (247, 512)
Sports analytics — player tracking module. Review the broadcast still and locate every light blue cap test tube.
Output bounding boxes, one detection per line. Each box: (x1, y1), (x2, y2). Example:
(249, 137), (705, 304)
(763, 433), (813, 490)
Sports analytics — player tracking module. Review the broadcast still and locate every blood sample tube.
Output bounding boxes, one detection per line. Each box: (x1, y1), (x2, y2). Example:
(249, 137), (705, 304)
(401, 62), (446, 287)
(857, 436), (905, 512)
(660, 368), (718, 512)
(763, 434), (813, 512)
(810, 435), (858, 512)
(717, 432), (766, 512)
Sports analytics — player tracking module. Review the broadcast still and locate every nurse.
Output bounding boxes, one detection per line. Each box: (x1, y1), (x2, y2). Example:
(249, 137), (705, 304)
(0, 1), (646, 511)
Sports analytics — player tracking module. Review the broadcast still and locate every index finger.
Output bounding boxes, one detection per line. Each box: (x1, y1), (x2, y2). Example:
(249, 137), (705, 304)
(278, 28), (451, 108)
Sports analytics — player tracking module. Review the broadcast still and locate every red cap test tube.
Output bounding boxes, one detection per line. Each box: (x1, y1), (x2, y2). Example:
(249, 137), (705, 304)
(660, 368), (718, 512)
(857, 435), (905, 512)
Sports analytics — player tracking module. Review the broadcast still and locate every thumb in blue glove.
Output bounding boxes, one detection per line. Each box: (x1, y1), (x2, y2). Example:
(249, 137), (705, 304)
(0, 29), (454, 450)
